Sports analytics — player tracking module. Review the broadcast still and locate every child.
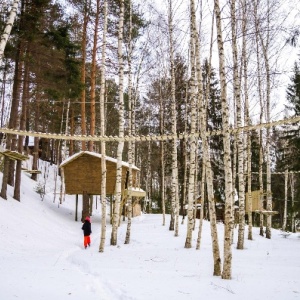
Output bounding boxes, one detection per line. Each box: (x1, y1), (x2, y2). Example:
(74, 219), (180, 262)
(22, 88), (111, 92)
(81, 216), (92, 249)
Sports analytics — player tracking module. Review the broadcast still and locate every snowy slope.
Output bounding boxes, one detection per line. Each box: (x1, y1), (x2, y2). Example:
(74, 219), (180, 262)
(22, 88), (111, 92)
(0, 163), (299, 300)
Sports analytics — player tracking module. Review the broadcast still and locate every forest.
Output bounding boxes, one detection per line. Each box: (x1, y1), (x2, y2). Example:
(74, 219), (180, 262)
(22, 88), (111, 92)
(0, 0), (300, 280)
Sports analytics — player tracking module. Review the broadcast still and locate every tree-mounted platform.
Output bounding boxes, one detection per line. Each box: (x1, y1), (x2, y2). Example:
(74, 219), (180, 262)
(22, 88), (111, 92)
(0, 150), (28, 161)
(254, 210), (279, 216)
(23, 169), (41, 174)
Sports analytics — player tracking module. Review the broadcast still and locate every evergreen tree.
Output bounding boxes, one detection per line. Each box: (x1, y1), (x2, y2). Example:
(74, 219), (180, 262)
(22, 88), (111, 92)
(203, 59), (224, 202)
(285, 61), (300, 170)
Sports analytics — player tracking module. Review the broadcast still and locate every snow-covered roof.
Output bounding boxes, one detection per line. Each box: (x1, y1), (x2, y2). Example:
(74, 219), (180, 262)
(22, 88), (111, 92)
(59, 151), (140, 171)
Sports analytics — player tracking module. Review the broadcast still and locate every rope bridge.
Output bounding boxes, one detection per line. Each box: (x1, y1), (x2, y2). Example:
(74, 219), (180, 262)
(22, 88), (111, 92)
(0, 115), (300, 142)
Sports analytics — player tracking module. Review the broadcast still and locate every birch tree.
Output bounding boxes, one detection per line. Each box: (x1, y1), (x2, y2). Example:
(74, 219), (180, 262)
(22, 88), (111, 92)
(99, 0), (108, 253)
(252, 0), (265, 236)
(160, 77), (166, 226)
(214, 0), (234, 279)
(193, 2), (221, 275)
(282, 169), (288, 231)
(241, 0), (253, 241)
(167, 0), (179, 235)
(125, 0), (133, 244)
(111, 0), (125, 246)
(230, 0), (245, 250)
(184, 0), (197, 249)
(258, 0), (272, 239)
(290, 174), (295, 232)
(0, 0), (20, 63)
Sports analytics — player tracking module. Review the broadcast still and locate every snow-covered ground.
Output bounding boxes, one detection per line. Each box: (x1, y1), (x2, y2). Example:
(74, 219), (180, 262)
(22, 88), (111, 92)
(0, 161), (299, 300)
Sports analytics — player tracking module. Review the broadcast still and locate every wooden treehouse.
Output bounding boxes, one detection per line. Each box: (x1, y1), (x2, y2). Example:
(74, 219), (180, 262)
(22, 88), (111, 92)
(245, 190), (278, 216)
(59, 151), (146, 221)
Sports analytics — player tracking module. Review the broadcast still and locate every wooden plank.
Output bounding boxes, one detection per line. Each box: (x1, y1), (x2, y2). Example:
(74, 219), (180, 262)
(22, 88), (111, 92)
(0, 150), (28, 161)
(254, 210), (278, 216)
(24, 170), (41, 174)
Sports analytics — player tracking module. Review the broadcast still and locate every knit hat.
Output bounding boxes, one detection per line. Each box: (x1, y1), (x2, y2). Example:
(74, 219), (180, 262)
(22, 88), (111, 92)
(85, 216), (91, 222)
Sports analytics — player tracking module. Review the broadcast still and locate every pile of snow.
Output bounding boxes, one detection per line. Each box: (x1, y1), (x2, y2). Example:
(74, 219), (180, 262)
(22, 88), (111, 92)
(0, 162), (299, 300)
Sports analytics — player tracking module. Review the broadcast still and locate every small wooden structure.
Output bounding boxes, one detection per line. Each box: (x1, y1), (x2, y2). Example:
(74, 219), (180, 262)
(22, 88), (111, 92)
(59, 151), (146, 220)
(0, 150), (28, 161)
(245, 190), (261, 212)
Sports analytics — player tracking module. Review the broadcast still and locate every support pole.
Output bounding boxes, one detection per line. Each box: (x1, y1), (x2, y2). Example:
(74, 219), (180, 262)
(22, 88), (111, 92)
(75, 194), (78, 221)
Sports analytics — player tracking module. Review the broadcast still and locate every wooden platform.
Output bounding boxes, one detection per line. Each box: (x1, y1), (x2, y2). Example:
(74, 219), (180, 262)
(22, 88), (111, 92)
(254, 210), (279, 216)
(0, 150), (28, 161)
(23, 169), (41, 174)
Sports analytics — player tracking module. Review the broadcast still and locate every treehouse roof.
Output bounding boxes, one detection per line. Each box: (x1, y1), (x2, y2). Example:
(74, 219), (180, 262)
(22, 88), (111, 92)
(59, 151), (141, 195)
(60, 151), (140, 171)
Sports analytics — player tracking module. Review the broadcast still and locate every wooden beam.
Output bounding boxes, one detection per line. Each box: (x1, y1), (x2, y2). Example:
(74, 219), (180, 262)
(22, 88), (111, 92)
(0, 150), (28, 161)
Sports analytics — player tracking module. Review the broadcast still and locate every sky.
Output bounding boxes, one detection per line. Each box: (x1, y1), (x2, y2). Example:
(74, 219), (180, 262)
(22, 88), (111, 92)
(0, 160), (300, 300)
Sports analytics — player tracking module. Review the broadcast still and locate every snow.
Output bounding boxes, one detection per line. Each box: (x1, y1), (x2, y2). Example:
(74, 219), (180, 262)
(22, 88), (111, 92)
(60, 151), (140, 170)
(0, 161), (300, 300)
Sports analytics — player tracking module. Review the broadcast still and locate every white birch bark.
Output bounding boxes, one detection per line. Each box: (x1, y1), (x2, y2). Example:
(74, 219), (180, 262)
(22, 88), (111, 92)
(257, 0), (272, 239)
(282, 169), (288, 231)
(196, 164), (205, 250)
(181, 83), (189, 225)
(191, 1), (221, 274)
(111, 0), (125, 246)
(196, 8), (215, 251)
(144, 139), (151, 214)
(0, 0), (19, 64)
(259, 131), (264, 236)
(185, 0), (197, 248)
(290, 174), (295, 232)
(167, 0), (179, 235)
(241, 0), (253, 241)
(159, 77), (166, 226)
(253, 0), (265, 236)
(59, 100), (70, 205)
(231, 0), (245, 250)
(214, 0), (234, 279)
(99, 0), (108, 253)
(260, 55), (272, 239)
(125, 0), (133, 244)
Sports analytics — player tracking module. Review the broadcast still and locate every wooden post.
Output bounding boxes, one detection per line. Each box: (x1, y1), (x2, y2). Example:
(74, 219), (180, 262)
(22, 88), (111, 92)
(89, 194), (93, 216)
(110, 194), (113, 224)
(82, 191), (90, 222)
(75, 194), (78, 221)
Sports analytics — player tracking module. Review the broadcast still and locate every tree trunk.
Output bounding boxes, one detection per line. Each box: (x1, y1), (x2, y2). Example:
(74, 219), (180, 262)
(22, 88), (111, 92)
(214, 0), (234, 280)
(89, 0), (100, 151)
(125, 0), (133, 244)
(159, 79), (166, 226)
(167, 0), (179, 235)
(259, 23), (272, 240)
(99, 0), (107, 252)
(111, 0), (125, 246)
(193, 2), (221, 274)
(241, 0), (253, 241)
(14, 49), (30, 201)
(80, 4), (90, 151)
(69, 108), (75, 156)
(282, 169), (288, 231)
(82, 191), (90, 222)
(230, 0), (245, 250)
(8, 39), (25, 187)
(185, 0), (197, 248)
(290, 174), (295, 232)
(0, 0), (20, 62)
(253, 0), (265, 237)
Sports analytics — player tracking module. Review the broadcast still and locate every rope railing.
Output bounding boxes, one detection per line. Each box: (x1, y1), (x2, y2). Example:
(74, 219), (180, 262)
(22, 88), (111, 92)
(0, 115), (300, 142)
